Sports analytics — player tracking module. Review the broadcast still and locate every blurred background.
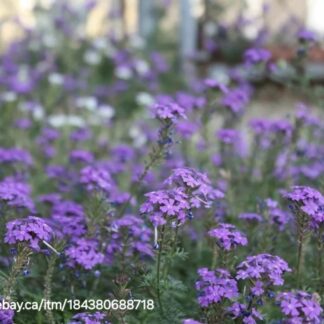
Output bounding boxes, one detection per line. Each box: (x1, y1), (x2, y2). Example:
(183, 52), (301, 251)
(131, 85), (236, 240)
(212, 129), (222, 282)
(1, 0), (324, 120)
(1, 0), (324, 45)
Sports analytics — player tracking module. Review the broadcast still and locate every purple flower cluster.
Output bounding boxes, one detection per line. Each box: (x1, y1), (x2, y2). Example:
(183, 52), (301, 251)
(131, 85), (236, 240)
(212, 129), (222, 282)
(80, 165), (113, 194)
(227, 302), (263, 324)
(195, 268), (239, 307)
(277, 290), (322, 323)
(203, 78), (228, 92)
(250, 118), (293, 137)
(107, 215), (153, 261)
(69, 149), (94, 164)
(65, 239), (104, 270)
(5, 216), (53, 251)
(0, 3), (324, 322)
(239, 213), (263, 223)
(69, 311), (109, 324)
(0, 147), (33, 166)
(0, 308), (14, 324)
(208, 223), (248, 251)
(151, 101), (186, 121)
(50, 200), (87, 238)
(295, 103), (318, 126)
(265, 198), (291, 230)
(297, 28), (317, 43)
(244, 48), (271, 64)
(176, 120), (199, 139)
(141, 168), (223, 226)
(182, 319), (202, 324)
(0, 178), (34, 211)
(164, 167), (224, 206)
(220, 86), (251, 114)
(141, 188), (191, 226)
(236, 254), (291, 289)
(283, 186), (324, 227)
(249, 118), (294, 152)
(216, 129), (240, 145)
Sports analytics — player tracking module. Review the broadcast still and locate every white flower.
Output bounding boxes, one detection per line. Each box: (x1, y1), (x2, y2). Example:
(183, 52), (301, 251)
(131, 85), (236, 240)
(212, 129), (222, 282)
(135, 60), (149, 75)
(1, 92), (17, 102)
(97, 105), (115, 119)
(93, 38), (108, 50)
(33, 105), (45, 121)
(84, 50), (101, 65)
(76, 97), (98, 111)
(48, 114), (85, 128)
(43, 34), (57, 48)
(129, 35), (145, 49)
(129, 126), (147, 147)
(18, 102), (45, 120)
(136, 92), (154, 106)
(48, 73), (64, 86)
(115, 66), (132, 79)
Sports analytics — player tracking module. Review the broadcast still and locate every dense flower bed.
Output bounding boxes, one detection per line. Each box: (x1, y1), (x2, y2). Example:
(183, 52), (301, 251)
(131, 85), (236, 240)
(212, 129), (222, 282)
(0, 1), (323, 323)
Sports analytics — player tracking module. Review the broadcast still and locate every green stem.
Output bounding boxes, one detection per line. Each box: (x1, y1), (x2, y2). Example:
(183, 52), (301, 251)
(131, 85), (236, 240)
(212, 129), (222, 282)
(3, 246), (31, 300)
(172, 223), (179, 253)
(156, 225), (165, 315)
(44, 253), (58, 324)
(117, 123), (172, 217)
(211, 246), (218, 269)
(296, 211), (308, 288)
(317, 235), (323, 295)
(297, 238), (303, 287)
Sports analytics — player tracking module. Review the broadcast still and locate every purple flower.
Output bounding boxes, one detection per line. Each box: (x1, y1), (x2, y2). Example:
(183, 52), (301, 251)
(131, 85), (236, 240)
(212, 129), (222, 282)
(220, 86), (251, 114)
(0, 306), (14, 324)
(176, 120), (199, 139)
(0, 178), (34, 211)
(196, 268), (239, 307)
(239, 213), (263, 223)
(236, 254), (291, 288)
(37, 127), (60, 143)
(38, 193), (62, 206)
(208, 223), (248, 251)
(203, 79), (228, 93)
(217, 129), (240, 145)
(151, 101), (186, 121)
(244, 48), (271, 64)
(106, 215), (153, 262)
(14, 118), (32, 129)
(297, 28), (317, 43)
(111, 144), (135, 162)
(50, 200), (87, 238)
(249, 118), (293, 151)
(80, 165), (113, 193)
(164, 167), (224, 206)
(70, 127), (92, 142)
(251, 281), (265, 297)
(69, 150), (94, 164)
(68, 311), (109, 324)
(277, 291), (322, 323)
(227, 302), (263, 324)
(142, 168), (224, 227)
(249, 118), (293, 138)
(65, 239), (104, 270)
(175, 92), (205, 111)
(264, 199), (292, 230)
(141, 188), (190, 226)
(0, 147), (33, 166)
(283, 186), (324, 227)
(183, 319), (202, 324)
(295, 103), (318, 126)
(150, 52), (169, 73)
(5, 216), (53, 251)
